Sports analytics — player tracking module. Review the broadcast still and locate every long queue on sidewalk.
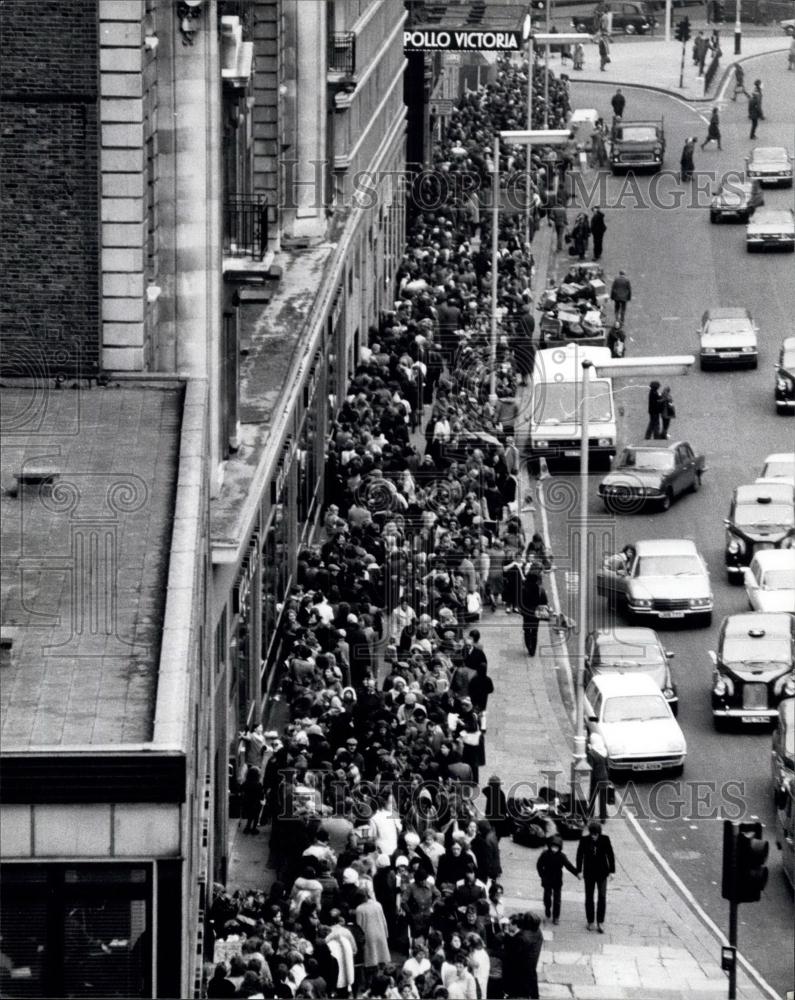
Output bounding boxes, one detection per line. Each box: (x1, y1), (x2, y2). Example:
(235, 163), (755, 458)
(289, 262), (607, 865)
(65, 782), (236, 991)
(203, 54), (586, 1000)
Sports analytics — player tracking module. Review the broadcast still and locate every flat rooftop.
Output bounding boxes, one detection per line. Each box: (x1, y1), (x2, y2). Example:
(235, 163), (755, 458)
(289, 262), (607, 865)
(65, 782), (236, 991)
(0, 384), (182, 748)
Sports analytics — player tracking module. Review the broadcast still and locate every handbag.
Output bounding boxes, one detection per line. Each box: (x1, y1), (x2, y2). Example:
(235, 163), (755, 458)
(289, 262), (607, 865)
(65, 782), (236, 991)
(667, 403), (676, 418)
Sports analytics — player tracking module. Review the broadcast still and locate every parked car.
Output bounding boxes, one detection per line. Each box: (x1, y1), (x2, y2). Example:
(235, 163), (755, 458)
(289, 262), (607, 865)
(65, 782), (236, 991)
(709, 178), (763, 223)
(610, 120), (665, 172)
(746, 146), (794, 186)
(774, 775), (795, 891)
(572, 1), (656, 33)
(746, 208), (795, 252)
(744, 550), (795, 613)
(585, 627), (678, 714)
(584, 673), (686, 776)
(775, 337), (795, 413)
(596, 538), (713, 626)
(698, 307), (758, 370)
(725, 482), (795, 583)
(710, 612), (795, 729)
(772, 697), (795, 797)
(598, 441), (705, 513)
(758, 452), (795, 484)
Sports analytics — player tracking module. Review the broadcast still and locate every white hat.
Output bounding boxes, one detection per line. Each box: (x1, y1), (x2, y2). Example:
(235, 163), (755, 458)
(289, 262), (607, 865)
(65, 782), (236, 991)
(395, 856), (410, 868)
(342, 867), (360, 885)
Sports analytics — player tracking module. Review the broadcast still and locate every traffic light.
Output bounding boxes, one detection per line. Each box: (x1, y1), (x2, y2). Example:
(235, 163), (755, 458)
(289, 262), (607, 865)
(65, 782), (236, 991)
(736, 822), (769, 902)
(722, 820), (769, 903)
(675, 17), (691, 42)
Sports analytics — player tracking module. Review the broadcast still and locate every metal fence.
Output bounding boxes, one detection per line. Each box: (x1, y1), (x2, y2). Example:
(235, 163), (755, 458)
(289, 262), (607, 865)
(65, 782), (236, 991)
(329, 32), (356, 75)
(223, 194), (269, 260)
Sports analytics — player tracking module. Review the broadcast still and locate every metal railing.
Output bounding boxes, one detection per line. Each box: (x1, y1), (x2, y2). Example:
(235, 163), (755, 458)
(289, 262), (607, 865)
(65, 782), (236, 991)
(329, 32), (356, 75)
(223, 194), (269, 260)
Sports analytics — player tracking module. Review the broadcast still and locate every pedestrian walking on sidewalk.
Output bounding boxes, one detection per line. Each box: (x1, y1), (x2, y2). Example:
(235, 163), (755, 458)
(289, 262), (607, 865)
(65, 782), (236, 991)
(748, 89), (762, 139)
(700, 107), (722, 151)
(550, 203), (568, 252)
(730, 62), (749, 100)
(610, 270), (632, 324)
(502, 912), (544, 999)
(590, 207), (607, 260)
(503, 553), (524, 614)
(537, 834), (579, 924)
(588, 734), (611, 822)
(752, 78), (765, 119)
(519, 569), (548, 658)
(598, 33), (611, 72)
(610, 88), (625, 118)
(659, 385), (676, 438)
(680, 137), (696, 181)
(576, 820), (616, 933)
(645, 380), (664, 439)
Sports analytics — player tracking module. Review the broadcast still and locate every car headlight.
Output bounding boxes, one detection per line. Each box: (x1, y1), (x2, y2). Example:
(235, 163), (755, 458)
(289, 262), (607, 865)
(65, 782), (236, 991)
(597, 438), (613, 448)
(774, 672), (795, 697)
(776, 377), (791, 391)
(663, 687), (675, 699)
(631, 598), (652, 608)
(689, 597), (711, 607)
(727, 538), (745, 555)
(713, 675), (734, 697)
(740, 346), (756, 353)
(534, 440), (549, 449)
(653, 145), (662, 156)
(702, 347), (717, 354)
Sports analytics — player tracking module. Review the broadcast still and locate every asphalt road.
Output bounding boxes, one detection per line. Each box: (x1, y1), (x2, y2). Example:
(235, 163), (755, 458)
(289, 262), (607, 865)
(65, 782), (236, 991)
(540, 56), (795, 995)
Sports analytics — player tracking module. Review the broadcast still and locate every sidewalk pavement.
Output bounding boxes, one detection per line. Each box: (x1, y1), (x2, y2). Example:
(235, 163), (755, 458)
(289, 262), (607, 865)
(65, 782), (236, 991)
(543, 34), (790, 101)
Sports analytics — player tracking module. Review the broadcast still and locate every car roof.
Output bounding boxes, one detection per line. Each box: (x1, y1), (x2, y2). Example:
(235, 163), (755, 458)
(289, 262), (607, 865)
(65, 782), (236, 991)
(750, 146), (789, 157)
(751, 549), (795, 570)
(763, 452), (795, 464)
(723, 612), (794, 637)
(782, 337), (795, 351)
(634, 538), (699, 555)
(589, 673), (664, 695)
(735, 482), (794, 503)
(752, 208), (795, 222)
(592, 626), (660, 645)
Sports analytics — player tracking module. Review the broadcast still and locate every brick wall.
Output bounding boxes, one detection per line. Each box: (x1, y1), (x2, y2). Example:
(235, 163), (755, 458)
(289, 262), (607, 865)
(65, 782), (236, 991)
(0, 0), (101, 377)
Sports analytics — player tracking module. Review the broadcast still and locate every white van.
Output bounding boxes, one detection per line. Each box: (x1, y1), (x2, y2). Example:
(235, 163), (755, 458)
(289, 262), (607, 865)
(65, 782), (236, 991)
(528, 344), (617, 471)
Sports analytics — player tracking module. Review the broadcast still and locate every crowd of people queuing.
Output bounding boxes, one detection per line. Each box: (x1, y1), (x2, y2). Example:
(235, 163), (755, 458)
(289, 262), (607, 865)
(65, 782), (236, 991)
(204, 53), (579, 1000)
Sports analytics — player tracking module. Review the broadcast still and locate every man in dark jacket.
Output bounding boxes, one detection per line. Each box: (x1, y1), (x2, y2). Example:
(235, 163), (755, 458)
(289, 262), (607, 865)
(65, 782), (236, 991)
(537, 834), (579, 924)
(519, 571), (548, 658)
(502, 912), (544, 999)
(610, 88), (626, 118)
(609, 271), (632, 324)
(575, 820), (616, 932)
(590, 207), (607, 260)
(644, 380), (663, 440)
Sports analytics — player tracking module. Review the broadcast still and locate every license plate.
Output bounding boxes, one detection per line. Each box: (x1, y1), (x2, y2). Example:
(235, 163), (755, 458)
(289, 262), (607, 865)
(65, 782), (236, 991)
(659, 611), (685, 619)
(720, 352), (741, 358)
(563, 450), (579, 457)
(635, 762), (664, 771)
(741, 715), (768, 724)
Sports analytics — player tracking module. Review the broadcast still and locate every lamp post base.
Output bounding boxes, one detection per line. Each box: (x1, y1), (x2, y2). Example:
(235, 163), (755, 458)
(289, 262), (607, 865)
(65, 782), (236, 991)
(571, 753), (592, 819)
(734, 29), (741, 55)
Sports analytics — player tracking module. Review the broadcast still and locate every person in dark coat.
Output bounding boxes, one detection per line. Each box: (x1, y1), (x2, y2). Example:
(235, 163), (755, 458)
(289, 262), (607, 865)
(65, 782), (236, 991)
(519, 571), (548, 658)
(730, 62), (749, 100)
(575, 820), (616, 932)
(609, 271), (631, 324)
(241, 765), (264, 834)
(590, 207), (607, 260)
(536, 834), (579, 924)
(482, 775), (512, 840)
(502, 912), (544, 999)
(644, 380), (664, 440)
(471, 819), (503, 882)
(571, 212), (590, 260)
(748, 89), (762, 139)
(700, 107), (722, 150)
(206, 963), (236, 998)
(588, 734), (611, 822)
(610, 88), (625, 117)
(679, 137), (696, 181)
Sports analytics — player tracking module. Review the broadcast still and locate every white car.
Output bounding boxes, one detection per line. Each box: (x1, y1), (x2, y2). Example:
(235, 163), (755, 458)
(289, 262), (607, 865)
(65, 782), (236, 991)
(746, 146), (794, 187)
(746, 208), (795, 252)
(584, 672), (687, 776)
(758, 452), (795, 486)
(698, 307), (758, 370)
(597, 538), (714, 626)
(745, 551), (795, 613)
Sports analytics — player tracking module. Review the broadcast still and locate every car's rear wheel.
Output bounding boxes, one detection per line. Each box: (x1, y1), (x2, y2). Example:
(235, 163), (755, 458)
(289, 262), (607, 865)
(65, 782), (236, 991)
(699, 611), (713, 628)
(713, 716), (727, 733)
(669, 764), (684, 778)
(709, 210), (718, 223)
(660, 488), (674, 511)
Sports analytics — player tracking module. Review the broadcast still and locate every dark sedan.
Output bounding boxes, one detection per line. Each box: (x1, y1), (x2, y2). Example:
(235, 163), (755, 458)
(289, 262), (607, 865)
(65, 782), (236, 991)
(709, 178), (763, 223)
(585, 627), (679, 715)
(572, 1), (656, 33)
(598, 442), (705, 512)
(724, 482), (795, 583)
(775, 337), (795, 414)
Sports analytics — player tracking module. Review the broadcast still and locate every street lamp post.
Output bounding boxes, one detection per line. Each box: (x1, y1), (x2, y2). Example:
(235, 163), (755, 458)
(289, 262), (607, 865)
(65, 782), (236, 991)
(734, 0), (742, 55)
(571, 355), (696, 805)
(489, 128), (572, 405)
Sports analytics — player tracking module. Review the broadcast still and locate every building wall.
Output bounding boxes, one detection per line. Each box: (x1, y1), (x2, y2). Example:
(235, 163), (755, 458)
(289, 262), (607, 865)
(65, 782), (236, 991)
(0, 0), (101, 377)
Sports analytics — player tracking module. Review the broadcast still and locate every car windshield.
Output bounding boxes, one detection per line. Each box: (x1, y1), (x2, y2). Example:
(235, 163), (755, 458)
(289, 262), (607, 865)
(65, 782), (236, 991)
(733, 503), (794, 529)
(721, 636), (791, 667)
(595, 643), (663, 667)
(602, 694), (669, 722)
(535, 380), (613, 424)
(761, 570), (795, 590)
(636, 555), (702, 577)
(620, 449), (674, 470)
(620, 127), (657, 142)
(763, 460), (795, 478)
(782, 349), (795, 369)
(705, 320), (751, 336)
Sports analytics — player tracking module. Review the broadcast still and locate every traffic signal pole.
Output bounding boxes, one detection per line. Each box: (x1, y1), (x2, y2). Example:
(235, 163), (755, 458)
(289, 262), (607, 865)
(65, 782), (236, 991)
(727, 896), (738, 1000)
(721, 820), (769, 1000)
(678, 40), (686, 88)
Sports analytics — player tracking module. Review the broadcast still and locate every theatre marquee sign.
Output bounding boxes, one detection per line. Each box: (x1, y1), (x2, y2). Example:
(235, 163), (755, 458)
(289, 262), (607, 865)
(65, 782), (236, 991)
(403, 28), (522, 51)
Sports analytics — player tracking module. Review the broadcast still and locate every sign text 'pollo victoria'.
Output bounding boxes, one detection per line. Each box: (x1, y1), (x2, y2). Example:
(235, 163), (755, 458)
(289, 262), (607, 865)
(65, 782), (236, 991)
(403, 29), (522, 52)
